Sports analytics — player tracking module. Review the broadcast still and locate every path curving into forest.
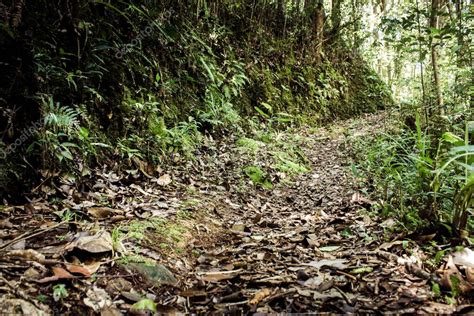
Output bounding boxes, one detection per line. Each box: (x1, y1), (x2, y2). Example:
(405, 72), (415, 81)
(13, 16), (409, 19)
(172, 112), (440, 314)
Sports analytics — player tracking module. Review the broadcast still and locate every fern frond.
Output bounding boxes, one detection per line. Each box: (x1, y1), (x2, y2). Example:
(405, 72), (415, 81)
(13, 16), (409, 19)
(43, 99), (80, 134)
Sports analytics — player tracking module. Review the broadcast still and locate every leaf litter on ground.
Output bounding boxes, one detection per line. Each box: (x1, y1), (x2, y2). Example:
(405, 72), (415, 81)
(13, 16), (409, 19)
(0, 112), (472, 314)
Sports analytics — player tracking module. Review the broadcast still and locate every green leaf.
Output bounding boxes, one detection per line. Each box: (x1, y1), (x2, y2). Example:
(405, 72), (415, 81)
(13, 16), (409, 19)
(432, 283), (441, 297)
(60, 142), (78, 148)
(91, 142), (111, 148)
(429, 27), (441, 35)
(450, 145), (474, 154)
(60, 149), (73, 160)
(200, 57), (215, 82)
(254, 106), (269, 118)
(260, 102), (273, 112)
(442, 132), (463, 144)
(351, 267), (374, 274)
(132, 299), (157, 312)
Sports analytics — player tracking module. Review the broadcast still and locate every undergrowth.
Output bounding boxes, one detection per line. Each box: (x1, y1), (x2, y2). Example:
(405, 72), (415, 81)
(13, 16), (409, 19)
(351, 110), (473, 240)
(0, 1), (391, 198)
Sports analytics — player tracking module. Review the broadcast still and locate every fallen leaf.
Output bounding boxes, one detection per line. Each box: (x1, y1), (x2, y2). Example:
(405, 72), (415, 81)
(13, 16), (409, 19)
(0, 218), (13, 228)
(121, 291), (142, 302)
(7, 249), (46, 263)
(100, 306), (123, 316)
(84, 287), (113, 312)
(199, 269), (242, 282)
(303, 275), (326, 289)
(440, 255), (472, 293)
(251, 235), (265, 241)
(350, 192), (373, 205)
(132, 299), (157, 313)
(179, 290), (207, 298)
(467, 267), (474, 283)
(37, 266), (75, 283)
(87, 207), (121, 219)
(123, 262), (177, 286)
(0, 298), (49, 316)
(71, 231), (113, 253)
(156, 174), (172, 186)
(249, 288), (271, 305)
(419, 302), (456, 314)
(105, 277), (133, 295)
(10, 239), (25, 250)
(350, 267), (374, 274)
(66, 261), (101, 277)
(231, 223), (249, 232)
(24, 267), (41, 279)
(306, 259), (348, 270)
(319, 246), (340, 252)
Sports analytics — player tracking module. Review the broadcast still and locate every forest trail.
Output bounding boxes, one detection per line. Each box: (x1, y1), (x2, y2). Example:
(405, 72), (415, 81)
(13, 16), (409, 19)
(177, 112), (438, 314)
(0, 112), (457, 314)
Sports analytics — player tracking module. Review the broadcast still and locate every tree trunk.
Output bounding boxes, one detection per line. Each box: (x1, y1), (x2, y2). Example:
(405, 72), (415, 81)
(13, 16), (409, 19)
(331, 0), (341, 30)
(351, 0), (360, 55)
(429, 0), (444, 115)
(314, 0), (324, 60)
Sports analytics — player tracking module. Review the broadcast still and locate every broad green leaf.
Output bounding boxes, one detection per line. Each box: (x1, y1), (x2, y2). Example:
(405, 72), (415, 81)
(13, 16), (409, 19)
(351, 267), (374, 274)
(132, 299), (157, 312)
(442, 132), (463, 144)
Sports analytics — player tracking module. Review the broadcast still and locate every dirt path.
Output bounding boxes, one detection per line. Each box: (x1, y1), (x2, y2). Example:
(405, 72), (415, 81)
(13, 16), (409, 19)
(0, 112), (454, 314)
(178, 112), (436, 314)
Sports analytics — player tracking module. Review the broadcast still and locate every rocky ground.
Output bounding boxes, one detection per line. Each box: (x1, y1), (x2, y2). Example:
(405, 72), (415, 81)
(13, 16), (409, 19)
(0, 112), (472, 315)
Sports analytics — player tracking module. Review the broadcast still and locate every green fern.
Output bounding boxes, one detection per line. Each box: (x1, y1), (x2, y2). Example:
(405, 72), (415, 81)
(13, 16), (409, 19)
(42, 97), (79, 134)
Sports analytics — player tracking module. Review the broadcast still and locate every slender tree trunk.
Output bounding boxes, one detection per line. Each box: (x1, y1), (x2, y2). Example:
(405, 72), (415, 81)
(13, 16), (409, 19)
(314, 0), (325, 60)
(429, 0), (444, 115)
(331, 0), (341, 30)
(351, 0), (360, 55)
(415, 0), (428, 120)
(453, 0), (473, 110)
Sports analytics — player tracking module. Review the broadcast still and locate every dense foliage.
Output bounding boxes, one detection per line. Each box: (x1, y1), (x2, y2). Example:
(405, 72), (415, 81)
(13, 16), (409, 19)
(346, 0), (473, 239)
(0, 0), (391, 198)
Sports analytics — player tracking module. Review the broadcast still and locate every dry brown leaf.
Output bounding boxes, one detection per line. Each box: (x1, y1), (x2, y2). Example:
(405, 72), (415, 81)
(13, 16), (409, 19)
(83, 286), (113, 312)
(350, 192), (373, 205)
(7, 249), (46, 263)
(199, 269), (241, 282)
(306, 259), (348, 270)
(66, 261), (102, 277)
(71, 230), (113, 253)
(249, 288), (271, 305)
(440, 255), (472, 293)
(87, 207), (117, 219)
(0, 298), (49, 316)
(0, 218), (13, 228)
(100, 306), (123, 316)
(156, 174), (172, 186)
(37, 266), (75, 283)
(419, 302), (456, 314)
(467, 267), (474, 284)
